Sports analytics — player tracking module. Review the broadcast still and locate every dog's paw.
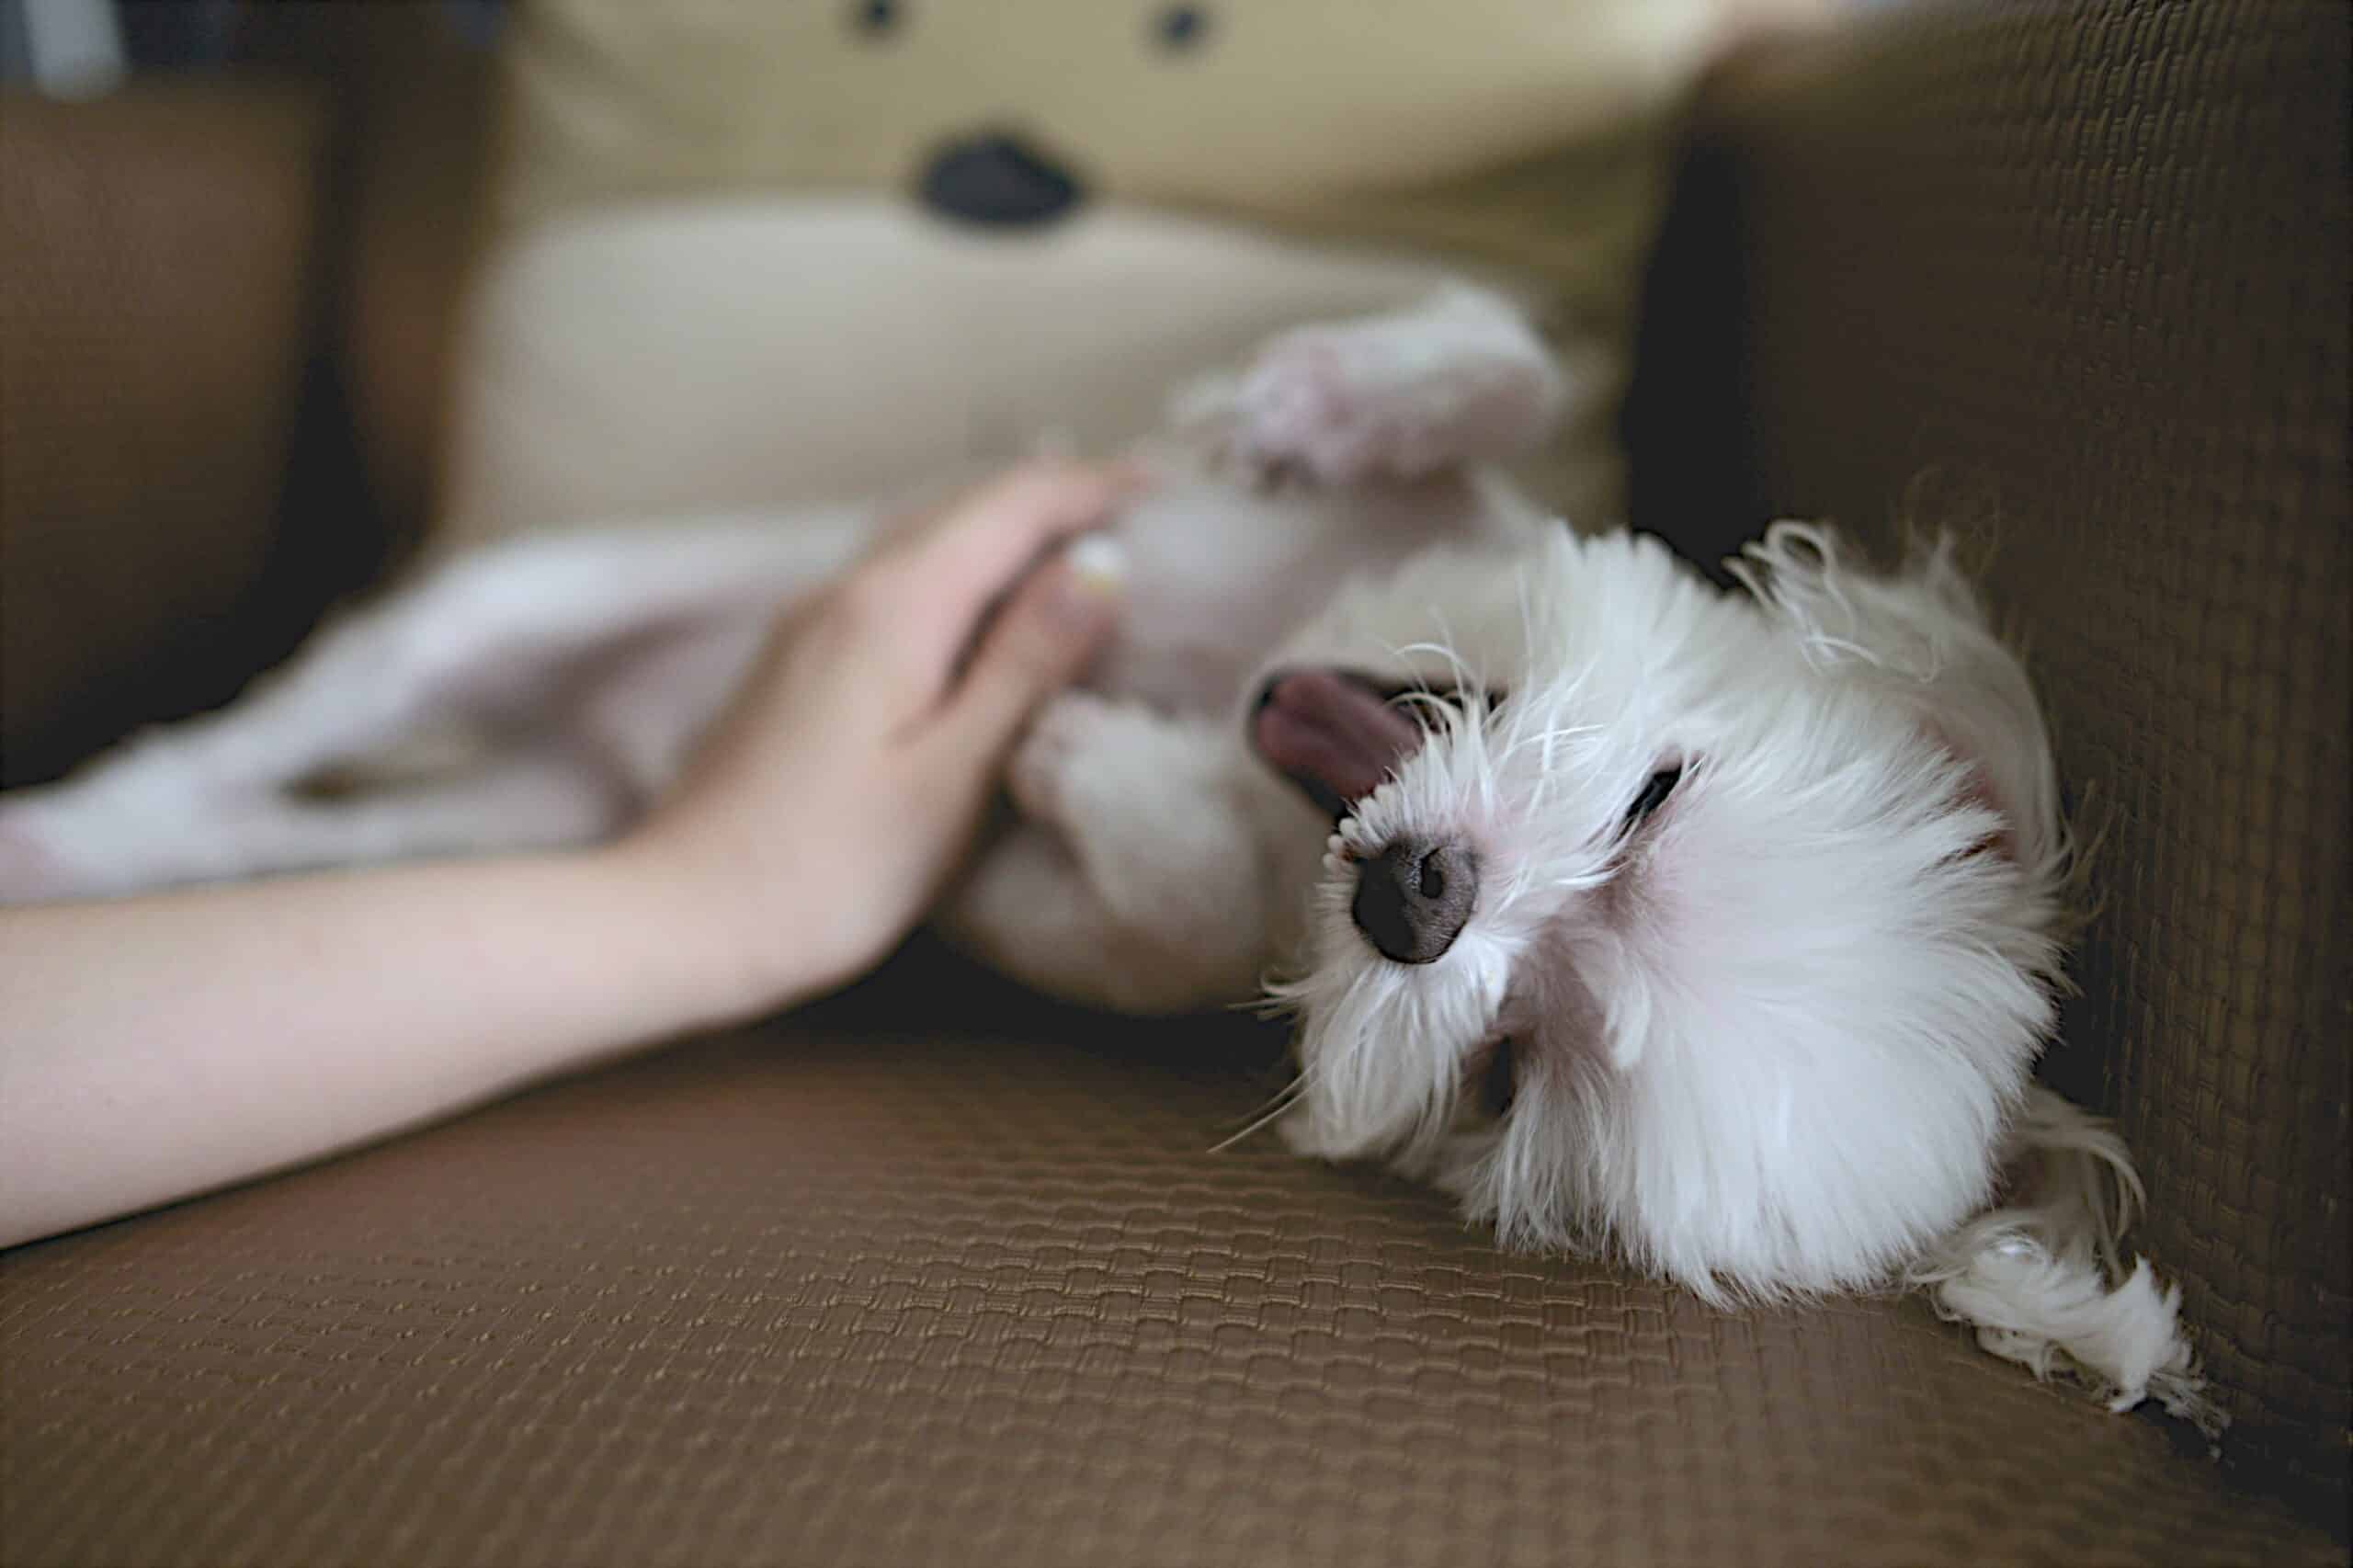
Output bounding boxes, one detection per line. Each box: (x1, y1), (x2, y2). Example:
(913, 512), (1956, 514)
(1230, 334), (1376, 486)
(1231, 293), (1564, 485)
(1008, 692), (1215, 847)
(1007, 692), (1121, 828)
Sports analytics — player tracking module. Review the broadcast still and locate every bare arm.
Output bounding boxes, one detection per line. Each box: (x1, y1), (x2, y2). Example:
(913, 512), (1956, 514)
(0, 848), (747, 1247)
(0, 462), (1132, 1250)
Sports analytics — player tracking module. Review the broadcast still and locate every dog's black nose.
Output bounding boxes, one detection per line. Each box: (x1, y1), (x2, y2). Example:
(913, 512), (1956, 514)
(918, 132), (1084, 227)
(1352, 841), (1477, 964)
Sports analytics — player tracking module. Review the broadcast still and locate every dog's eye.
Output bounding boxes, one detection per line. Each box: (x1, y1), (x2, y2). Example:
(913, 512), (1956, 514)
(1622, 765), (1682, 829)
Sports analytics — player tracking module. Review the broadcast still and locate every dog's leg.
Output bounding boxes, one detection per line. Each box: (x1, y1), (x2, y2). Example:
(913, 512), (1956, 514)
(1905, 1086), (2220, 1437)
(233, 745), (632, 872)
(0, 514), (867, 903)
(102, 516), (862, 790)
(0, 744), (633, 902)
(943, 694), (1277, 1014)
(1227, 282), (1569, 484)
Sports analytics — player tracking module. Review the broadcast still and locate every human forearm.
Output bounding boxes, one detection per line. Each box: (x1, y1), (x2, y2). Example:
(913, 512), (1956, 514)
(0, 461), (1129, 1252)
(0, 846), (765, 1249)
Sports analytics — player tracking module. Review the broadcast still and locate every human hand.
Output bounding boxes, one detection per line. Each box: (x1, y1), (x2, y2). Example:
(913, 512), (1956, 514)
(619, 460), (1136, 1014)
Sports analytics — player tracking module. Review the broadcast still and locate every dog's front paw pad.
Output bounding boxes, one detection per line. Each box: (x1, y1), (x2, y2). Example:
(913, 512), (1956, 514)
(1233, 305), (1563, 484)
(1233, 335), (1386, 485)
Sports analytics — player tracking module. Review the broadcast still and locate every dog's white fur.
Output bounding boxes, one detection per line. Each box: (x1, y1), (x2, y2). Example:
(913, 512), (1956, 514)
(0, 284), (2213, 1430)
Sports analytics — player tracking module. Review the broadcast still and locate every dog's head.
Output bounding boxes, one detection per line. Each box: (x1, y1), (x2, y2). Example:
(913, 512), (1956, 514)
(1248, 523), (2070, 1300)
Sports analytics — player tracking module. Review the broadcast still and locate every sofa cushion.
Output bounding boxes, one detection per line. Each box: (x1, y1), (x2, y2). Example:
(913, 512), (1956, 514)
(0, 945), (2340, 1568)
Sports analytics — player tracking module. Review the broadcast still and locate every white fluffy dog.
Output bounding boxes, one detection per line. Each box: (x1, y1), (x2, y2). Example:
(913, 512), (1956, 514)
(0, 284), (2211, 1427)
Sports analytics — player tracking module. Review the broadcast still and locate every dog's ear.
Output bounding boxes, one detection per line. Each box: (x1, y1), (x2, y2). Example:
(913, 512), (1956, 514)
(1729, 523), (2063, 870)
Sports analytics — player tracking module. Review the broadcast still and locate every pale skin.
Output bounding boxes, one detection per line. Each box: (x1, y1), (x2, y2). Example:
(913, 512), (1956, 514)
(0, 461), (1134, 1252)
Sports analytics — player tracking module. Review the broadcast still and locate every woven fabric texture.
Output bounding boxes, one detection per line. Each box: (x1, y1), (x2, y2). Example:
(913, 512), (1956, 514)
(3, 952), (2341, 1568)
(1626, 0), (2349, 1515)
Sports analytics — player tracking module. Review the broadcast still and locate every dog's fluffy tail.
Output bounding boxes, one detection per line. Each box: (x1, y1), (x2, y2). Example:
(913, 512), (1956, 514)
(1906, 1086), (2224, 1443)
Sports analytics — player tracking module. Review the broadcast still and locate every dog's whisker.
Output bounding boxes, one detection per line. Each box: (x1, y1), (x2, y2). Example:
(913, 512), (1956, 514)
(1381, 633), (1475, 701)
(1207, 1062), (1324, 1154)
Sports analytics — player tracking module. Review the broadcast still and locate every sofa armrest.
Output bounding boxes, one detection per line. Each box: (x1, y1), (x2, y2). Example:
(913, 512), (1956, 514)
(1624, 2), (2349, 1518)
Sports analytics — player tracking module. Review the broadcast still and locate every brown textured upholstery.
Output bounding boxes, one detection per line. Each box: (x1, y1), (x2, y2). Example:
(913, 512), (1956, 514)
(1625, 0), (2350, 1518)
(4, 4), (2347, 1564)
(2, 945), (2344, 1568)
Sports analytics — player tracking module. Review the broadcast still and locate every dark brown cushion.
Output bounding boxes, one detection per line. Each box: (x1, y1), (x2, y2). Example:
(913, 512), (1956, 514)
(0, 82), (332, 785)
(0, 12), (494, 789)
(1624, 0), (2350, 1518)
(1, 945), (2341, 1567)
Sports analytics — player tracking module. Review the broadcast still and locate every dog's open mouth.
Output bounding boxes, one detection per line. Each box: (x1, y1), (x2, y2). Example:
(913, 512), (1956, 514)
(1250, 668), (1487, 818)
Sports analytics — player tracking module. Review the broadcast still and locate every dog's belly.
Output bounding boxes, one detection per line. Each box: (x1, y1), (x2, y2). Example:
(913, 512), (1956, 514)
(1084, 465), (1537, 717)
(564, 463), (1540, 805)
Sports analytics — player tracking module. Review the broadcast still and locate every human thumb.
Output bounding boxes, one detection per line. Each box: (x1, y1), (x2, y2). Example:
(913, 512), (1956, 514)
(938, 535), (1125, 760)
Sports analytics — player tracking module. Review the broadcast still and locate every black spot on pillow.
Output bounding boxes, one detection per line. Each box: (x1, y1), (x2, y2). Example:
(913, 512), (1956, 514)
(850, 0), (902, 40)
(1153, 5), (1210, 54)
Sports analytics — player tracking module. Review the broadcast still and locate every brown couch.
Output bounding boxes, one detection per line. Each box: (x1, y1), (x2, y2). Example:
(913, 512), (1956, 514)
(2, 4), (2345, 1563)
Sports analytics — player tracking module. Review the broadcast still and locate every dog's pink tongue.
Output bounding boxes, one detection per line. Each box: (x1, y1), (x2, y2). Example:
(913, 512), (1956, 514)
(1253, 670), (1425, 809)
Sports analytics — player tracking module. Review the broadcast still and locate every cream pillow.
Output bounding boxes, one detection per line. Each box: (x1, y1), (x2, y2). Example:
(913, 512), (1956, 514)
(441, 0), (1819, 544)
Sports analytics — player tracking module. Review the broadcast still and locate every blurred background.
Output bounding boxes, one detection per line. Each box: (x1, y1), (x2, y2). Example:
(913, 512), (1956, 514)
(4, 0), (505, 787)
(4, 0), (1804, 788)
(4, 0), (505, 88)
